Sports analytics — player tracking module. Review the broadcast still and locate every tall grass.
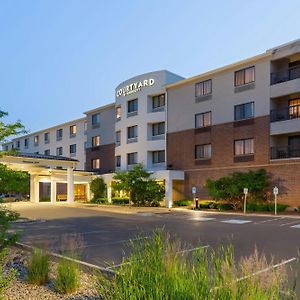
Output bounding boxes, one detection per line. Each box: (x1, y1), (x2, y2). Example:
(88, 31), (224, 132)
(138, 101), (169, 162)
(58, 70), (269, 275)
(97, 229), (294, 300)
(27, 248), (49, 285)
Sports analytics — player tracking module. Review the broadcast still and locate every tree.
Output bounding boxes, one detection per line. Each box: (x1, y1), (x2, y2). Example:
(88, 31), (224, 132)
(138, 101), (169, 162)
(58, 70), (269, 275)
(113, 164), (165, 207)
(90, 177), (107, 199)
(205, 169), (269, 210)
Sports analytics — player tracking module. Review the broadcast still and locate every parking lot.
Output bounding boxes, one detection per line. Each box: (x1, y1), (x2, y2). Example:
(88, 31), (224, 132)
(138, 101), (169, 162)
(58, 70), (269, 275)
(8, 203), (300, 274)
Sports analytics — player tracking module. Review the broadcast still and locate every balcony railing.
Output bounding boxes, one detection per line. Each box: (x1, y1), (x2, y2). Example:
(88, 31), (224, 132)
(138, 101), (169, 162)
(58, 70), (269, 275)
(270, 104), (300, 122)
(271, 65), (300, 85)
(270, 145), (300, 159)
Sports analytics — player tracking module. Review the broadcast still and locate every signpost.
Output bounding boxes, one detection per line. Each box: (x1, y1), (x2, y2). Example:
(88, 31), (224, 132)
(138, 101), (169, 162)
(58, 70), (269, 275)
(273, 186), (278, 215)
(243, 188), (248, 214)
(192, 186), (197, 209)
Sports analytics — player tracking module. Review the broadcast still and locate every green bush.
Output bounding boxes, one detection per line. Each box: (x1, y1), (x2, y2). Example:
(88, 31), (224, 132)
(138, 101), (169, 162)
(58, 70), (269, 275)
(39, 197), (50, 202)
(173, 199), (193, 207)
(112, 197), (129, 205)
(54, 258), (79, 294)
(216, 203), (233, 210)
(268, 203), (288, 212)
(27, 249), (49, 285)
(90, 177), (107, 199)
(90, 197), (108, 204)
(246, 203), (288, 212)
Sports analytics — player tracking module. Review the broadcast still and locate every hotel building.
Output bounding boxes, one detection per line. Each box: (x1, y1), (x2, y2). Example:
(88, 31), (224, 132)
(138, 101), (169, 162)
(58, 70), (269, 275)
(2, 39), (300, 208)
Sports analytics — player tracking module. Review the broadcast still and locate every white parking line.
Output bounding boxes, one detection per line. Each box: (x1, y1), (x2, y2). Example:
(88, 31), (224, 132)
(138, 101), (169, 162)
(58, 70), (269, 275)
(279, 220), (300, 227)
(290, 224), (300, 229)
(253, 217), (285, 225)
(189, 217), (216, 221)
(221, 219), (252, 224)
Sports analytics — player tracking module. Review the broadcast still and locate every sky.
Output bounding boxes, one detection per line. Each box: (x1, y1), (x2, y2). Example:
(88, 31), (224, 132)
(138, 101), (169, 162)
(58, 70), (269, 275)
(1, 0), (300, 134)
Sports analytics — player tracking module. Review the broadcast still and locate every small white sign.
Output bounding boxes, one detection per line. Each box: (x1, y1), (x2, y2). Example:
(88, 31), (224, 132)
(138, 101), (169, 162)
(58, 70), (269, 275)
(273, 186), (279, 195)
(192, 186), (197, 194)
(243, 188), (248, 195)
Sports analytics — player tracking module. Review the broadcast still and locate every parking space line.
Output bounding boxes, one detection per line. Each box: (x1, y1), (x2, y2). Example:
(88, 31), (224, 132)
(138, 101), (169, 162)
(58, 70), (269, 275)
(290, 224), (300, 229)
(253, 217), (285, 225)
(189, 217), (216, 222)
(280, 220), (300, 227)
(221, 219), (252, 224)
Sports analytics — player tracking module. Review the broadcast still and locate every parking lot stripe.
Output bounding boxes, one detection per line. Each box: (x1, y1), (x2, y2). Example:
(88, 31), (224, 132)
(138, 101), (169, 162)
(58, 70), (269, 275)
(253, 217), (285, 225)
(279, 220), (300, 227)
(221, 219), (252, 224)
(189, 217), (216, 221)
(290, 224), (300, 229)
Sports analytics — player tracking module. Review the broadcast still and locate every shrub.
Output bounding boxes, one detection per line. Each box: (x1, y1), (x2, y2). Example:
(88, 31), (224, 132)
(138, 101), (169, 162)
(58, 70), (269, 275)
(90, 177), (107, 199)
(246, 203), (288, 212)
(268, 203), (288, 212)
(112, 197), (129, 205)
(54, 258), (79, 294)
(90, 197), (108, 204)
(27, 249), (49, 285)
(40, 197), (50, 202)
(173, 199), (193, 207)
(97, 229), (291, 299)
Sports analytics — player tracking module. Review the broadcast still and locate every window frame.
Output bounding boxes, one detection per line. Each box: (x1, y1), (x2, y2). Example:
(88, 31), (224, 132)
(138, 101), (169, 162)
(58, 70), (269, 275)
(127, 152), (138, 165)
(195, 144), (212, 160)
(69, 125), (77, 137)
(234, 66), (255, 87)
(56, 147), (63, 156)
(56, 128), (63, 140)
(92, 135), (101, 147)
(195, 79), (212, 98)
(234, 102), (254, 121)
(234, 138), (254, 156)
(92, 158), (101, 169)
(195, 111), (212, 128)
(92, 113), (101, 127)
(116, 155), (121, 168)
(152, 150), (165, 164)
(152, 94), (165, 110)
(127, 125), (138, 139)
(69, 144), (77, 154)
(152, 122), (165, 136)
(127, 99), (138, 114)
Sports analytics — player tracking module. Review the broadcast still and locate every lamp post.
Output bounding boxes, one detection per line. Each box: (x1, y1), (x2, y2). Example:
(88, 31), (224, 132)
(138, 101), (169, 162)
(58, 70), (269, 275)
(273, 186), (279, 215)
(243, 188), (248, 214)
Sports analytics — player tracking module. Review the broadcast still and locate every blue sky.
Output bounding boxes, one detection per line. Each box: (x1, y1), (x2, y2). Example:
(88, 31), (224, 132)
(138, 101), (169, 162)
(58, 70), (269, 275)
(1, 0), (300, 134)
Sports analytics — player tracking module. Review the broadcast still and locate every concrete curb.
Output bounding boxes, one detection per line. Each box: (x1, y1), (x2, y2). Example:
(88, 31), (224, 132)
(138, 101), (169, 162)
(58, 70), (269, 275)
(15, 241), (115, 277)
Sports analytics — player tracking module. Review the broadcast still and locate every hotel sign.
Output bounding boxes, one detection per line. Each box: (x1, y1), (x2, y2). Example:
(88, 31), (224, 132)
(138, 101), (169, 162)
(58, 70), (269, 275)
(116, 78), (155, 97)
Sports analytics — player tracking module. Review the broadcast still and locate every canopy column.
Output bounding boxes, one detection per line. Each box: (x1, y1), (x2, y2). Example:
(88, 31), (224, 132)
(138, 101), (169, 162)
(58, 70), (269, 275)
(67, 167), (74, 204)
(50, 177), (57, 204)
(30, 174), (40, 203)
(165, 178), (173, 208)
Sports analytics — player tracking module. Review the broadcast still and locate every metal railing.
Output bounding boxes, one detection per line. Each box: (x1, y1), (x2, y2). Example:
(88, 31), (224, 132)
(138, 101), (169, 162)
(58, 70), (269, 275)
(270, 145), (300, 159)
(270, 104), (300, 122)
(271, 65), (300, 85)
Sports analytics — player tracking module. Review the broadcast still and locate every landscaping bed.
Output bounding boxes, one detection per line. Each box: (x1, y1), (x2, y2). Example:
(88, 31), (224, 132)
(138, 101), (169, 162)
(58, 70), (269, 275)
(4, 247), (100, 300)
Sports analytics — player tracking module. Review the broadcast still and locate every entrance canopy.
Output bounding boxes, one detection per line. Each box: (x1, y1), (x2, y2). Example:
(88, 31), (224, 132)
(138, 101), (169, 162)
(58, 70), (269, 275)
(0, 153), (93, 204)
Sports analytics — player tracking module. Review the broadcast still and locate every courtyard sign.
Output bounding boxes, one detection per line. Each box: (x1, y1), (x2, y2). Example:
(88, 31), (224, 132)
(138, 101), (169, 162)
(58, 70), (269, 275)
(116, 78), (155, 97)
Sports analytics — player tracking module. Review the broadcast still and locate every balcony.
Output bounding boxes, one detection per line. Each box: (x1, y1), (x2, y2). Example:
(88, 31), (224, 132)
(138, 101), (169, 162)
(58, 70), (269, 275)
(270, 145), (300, 160)
(271, 65), (300, 85)
(270, 104), (300, 122)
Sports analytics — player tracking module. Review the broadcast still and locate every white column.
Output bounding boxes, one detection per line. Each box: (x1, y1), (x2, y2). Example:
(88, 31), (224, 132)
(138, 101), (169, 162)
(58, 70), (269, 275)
(165, 178), (173, 208)
(32, 175), (40, 203)
(30, 174), (35, 203)
(50, 177), (57, 204)
(86, 183), (92, 201)
(107, 184), (112, 203)
(67, 167), (74, 204)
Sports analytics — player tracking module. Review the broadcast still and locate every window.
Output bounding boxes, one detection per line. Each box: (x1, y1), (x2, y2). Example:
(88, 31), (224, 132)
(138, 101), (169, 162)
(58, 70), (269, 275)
(152, 94), (165, 110)
(44, 132), (50, 143)
(34, 135), (39, 146)
(152, 150), (165, 164)
(116, 156), (121, 168)
(128, 99), (138, 114)
(116, 131), (121, 146)
(195, 79), (212, 97)
(127, 152), (137, 165)
(195, 144), (211, 159)
(195, 111), (211, 128)
(92, 113), (100, 127)
(70, 144), (76, 154)
(234, 66), (255, 86)
(56, 128), (63, 140)
(116, 107), (121, 120)
(24, 138), (29, 148)
(152, 122), (165, 136)
(92, 158), (101, 169)
(289, 99), (300, 119)
(70, 125), (77, 137)
(44, 149), (50, 156)
(92, 136), (101, 147)
(234, 102), (254, 121)
(234, 139), (254, 156)
(16, 141), (20, 148)
(34, 151), (39, 154)
(127, 125), (138, 139)
(56, 147), (63, 156)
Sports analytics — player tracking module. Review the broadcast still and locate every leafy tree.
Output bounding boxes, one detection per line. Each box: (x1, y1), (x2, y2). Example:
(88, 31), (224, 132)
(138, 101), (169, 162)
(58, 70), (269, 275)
(90, 177), (107, 200)
(113, 164), (165, 207)
(206, 169), (269, 210)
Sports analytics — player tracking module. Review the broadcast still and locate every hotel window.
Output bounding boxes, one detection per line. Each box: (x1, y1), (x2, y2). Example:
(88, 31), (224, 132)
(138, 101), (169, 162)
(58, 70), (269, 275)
(16, 141), (20, 149)
(92, 135), (101, 147)
(127, 152), (138, 165)
(127, 99), (138, 114)
(152, 122), (165, 136)
(127, 126), (138, 140)
(289, 99), (300, 119)
(116, 107), (121, 121)
(24, 138), (29, 149)
(195, 144), (211, 159)
(56, 147), (63, 156)
(116, 156), (121, 168)
(152, 150), (165, 164)
(34, 135), (39, 146)
(92, 158), (101, 169)
(152, 94), (165, 110)
(92, 113), (100, 127)
(195, 111), (211, 128)
(70, 144), (76, 154)
(44, 132), (50, 144)
(234, 66), (255, 87)
(44, 149), (50, 156)
(234, 102), (254, 121)
(195, 79), (212, 97)
(116, 131), (121, 146)
(56, 128), (63, 141)
(70, 125), (77, 137)
(234, 138), (254, 156)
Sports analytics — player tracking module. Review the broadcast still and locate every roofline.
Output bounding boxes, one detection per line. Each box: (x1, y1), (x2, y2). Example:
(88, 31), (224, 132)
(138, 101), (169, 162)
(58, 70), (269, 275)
(84, 102), (115, 115)
(266, 38), (300, 53)
(165, 52), (271, 89)
(3, 116), (87, 143)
